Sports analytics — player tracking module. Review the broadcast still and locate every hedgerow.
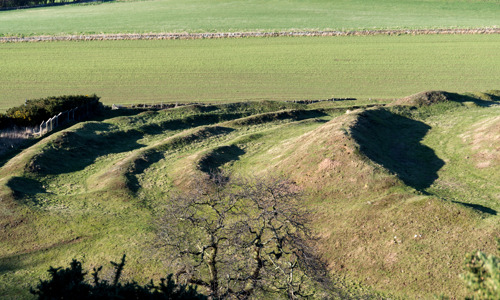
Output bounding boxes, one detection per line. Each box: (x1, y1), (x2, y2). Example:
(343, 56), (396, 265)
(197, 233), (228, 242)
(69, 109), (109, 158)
(1, 94), (100, 128)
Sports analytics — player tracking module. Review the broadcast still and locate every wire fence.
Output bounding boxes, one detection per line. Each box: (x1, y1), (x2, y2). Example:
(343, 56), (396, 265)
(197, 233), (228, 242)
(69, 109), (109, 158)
(35, 100), (99, 136)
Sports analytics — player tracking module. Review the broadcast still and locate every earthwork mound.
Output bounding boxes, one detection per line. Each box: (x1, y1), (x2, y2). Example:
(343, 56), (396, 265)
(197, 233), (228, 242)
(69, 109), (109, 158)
(391, 91), (450, 107)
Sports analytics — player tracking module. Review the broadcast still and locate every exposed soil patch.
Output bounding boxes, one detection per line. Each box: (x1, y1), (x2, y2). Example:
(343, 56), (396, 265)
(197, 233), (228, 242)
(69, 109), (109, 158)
(317, 158), (342, 173)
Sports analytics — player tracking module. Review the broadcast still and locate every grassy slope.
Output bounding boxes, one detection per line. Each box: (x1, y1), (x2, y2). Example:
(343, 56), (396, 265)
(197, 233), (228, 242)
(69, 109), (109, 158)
(229, 94), (500, 297)
(1, 35), (499, 111)
(1, 94), (499, 298)
(0, 0), (499, 36)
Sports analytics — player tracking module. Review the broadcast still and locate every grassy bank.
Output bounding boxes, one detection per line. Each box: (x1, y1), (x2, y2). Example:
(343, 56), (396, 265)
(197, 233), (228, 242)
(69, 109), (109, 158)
(0, 93), (499, 298)
(1, 35), (499, 111)
(0, 0), (499, 36)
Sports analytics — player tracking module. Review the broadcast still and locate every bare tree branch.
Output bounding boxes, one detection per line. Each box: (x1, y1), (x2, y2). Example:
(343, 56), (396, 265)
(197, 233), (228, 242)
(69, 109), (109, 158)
(156, 172), (330, 299)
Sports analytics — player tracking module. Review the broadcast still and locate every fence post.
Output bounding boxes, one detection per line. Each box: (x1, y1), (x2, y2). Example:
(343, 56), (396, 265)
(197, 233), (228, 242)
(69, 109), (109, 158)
(40, 121), (44, 136)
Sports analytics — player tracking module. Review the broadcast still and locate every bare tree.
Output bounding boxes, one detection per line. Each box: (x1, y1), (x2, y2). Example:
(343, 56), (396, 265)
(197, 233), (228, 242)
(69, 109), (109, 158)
(156, 173), (328, 299)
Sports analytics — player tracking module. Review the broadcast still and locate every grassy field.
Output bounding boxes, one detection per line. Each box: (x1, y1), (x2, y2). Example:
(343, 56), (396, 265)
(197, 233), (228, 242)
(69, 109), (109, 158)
(1, 0), (499, 36)
(0, 93), (499, 298)
(1, 34), (499, 111)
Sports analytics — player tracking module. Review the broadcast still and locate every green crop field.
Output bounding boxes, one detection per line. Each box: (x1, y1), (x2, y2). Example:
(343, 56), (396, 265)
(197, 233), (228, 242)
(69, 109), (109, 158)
(1, 35), (499, 111)
(0, 0), (499, 36)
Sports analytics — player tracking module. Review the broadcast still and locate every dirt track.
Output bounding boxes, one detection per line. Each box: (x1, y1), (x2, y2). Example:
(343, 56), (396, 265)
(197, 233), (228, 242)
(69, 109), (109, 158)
(1, 28), (499, 43)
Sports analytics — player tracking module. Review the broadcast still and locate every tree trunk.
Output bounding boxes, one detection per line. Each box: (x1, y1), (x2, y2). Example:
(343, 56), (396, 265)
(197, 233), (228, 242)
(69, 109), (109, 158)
(208, 244), (219, 299)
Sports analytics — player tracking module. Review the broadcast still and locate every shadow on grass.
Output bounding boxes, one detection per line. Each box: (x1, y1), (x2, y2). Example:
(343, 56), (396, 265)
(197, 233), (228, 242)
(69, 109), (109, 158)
(0, 253), (25, 274)
(0, 108), (146, 170)
(446, 91), (500, 107)
(351, 109), (444, 190)
(139, 112), (259, 135)
(229, 109), (328, 127)
(28, 122), (144, 175)
(125, 126), (235, 194)
(198, 145), (245, 175)
(6, 177), (47, 203)
(0, 235), (85, 275)
(0, 137), (40, 169)
(453, 201), (497, 215)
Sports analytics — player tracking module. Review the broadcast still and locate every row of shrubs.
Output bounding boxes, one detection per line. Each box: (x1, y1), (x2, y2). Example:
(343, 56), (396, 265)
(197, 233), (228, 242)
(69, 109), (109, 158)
(0, 94), (101, 128)
(0, 0), (90, 9)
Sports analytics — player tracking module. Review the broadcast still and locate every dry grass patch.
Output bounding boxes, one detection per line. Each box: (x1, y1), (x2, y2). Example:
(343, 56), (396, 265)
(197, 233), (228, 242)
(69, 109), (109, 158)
(0, 128), (34, 157)
(460, 116), (500, 169)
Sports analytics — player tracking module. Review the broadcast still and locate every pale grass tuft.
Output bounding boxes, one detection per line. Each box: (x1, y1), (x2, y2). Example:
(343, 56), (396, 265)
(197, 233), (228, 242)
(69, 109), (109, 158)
(0, 127), (35, 156)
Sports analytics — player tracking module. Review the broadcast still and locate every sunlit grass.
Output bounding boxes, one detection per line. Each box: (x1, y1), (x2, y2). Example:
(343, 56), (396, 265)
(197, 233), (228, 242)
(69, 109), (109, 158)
(1, 35), (499, 111)
(0, 0), (499, 36)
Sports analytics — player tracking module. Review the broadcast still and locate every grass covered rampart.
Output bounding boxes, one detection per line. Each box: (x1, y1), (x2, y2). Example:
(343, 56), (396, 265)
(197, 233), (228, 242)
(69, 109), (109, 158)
(0, 93), (499, 298)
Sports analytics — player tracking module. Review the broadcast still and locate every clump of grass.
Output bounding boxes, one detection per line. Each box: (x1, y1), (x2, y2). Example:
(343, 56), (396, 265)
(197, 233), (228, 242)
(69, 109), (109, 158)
(0, 128), (35, 157)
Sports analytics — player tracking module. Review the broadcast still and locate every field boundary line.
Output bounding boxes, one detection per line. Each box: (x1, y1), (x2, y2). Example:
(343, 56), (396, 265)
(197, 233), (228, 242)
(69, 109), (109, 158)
(1, 28), (499, 42)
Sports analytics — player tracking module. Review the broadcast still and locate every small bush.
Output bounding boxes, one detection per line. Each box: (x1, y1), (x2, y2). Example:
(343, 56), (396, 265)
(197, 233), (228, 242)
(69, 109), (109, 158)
(461, 239), (500, 299)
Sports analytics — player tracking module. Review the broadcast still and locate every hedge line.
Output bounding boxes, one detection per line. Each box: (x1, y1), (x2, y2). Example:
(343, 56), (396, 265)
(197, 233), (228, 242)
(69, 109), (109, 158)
(0, 94), (100, 128)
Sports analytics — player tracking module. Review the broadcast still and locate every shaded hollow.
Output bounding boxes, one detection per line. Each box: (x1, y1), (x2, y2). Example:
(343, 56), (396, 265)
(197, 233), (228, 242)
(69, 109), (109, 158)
(198, 145), (245, 174)
(351, 109), (444, 190)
